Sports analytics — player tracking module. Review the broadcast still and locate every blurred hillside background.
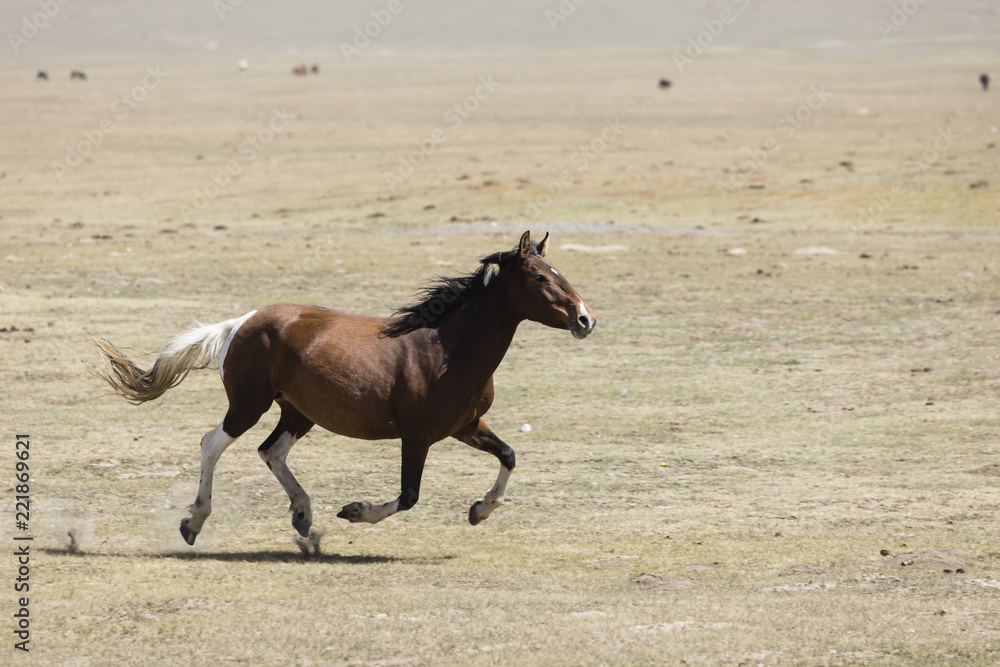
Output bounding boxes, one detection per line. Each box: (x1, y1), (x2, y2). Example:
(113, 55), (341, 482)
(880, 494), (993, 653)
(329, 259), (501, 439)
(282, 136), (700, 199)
(2, 0), (998, 59)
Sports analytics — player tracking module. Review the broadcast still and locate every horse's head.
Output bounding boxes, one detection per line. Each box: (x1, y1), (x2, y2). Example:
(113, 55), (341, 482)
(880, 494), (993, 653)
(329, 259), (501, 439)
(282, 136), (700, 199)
(494, 231), (596, 339)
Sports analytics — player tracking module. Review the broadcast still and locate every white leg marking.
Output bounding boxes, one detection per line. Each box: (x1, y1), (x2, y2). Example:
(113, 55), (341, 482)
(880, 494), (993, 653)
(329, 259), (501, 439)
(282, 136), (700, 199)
(484, 466), (512, 505)
(259, 432), (312, 528)
(340, 497), (402, 523)
(187, 422), (237, 533)
(472, 465), (512, 523)
(358, 499), (400, 523)
(219, 310), (258, 381)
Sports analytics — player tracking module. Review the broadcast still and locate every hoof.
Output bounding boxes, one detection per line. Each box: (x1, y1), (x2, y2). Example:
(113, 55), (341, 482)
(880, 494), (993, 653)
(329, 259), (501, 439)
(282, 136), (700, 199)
(469, 500), (487, 526)
(179, 519), (198, 546)
(292, 513), (311, 538)
(337, 501), (371, 523)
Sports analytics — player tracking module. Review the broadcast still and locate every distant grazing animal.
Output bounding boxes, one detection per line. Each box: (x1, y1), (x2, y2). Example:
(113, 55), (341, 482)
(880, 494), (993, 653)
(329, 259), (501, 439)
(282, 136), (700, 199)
(70, 70), (86, 81)
(90, 232), (596, 546)
(292, 64), (307, 76)
(981, 73), (989, 92)
(310, 64), (319, 74)
(238, 59), (249, 73)
(37, 71), (48, 81)
(658, 78), (671, 89)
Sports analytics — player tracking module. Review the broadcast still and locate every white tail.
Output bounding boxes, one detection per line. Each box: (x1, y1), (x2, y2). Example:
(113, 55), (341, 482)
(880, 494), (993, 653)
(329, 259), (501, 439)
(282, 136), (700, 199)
(90, 314), (253, 404)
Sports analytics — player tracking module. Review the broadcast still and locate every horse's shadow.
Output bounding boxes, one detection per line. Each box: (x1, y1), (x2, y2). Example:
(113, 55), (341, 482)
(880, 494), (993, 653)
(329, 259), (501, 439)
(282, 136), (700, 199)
(41, 547), (453, 566)
(157, 550), (403, 565)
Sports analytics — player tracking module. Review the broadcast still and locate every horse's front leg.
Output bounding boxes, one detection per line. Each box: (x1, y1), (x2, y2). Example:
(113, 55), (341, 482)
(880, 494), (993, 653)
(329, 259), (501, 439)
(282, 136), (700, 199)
(338, 438), (429, 523)
(453, 419), (515, 525)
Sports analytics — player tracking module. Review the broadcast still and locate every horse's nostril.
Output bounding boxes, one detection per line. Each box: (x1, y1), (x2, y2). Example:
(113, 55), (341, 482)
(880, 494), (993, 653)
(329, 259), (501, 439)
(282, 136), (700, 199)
(578, 314), (591, 329)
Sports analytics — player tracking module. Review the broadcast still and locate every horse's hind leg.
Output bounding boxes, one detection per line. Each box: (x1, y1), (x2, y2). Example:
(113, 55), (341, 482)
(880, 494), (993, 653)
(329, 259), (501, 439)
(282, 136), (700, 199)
(453, 419), (515, 525)
(181, 420), (240, 545)
(180, 402), (270, 545)
(257, 400), (315, 537)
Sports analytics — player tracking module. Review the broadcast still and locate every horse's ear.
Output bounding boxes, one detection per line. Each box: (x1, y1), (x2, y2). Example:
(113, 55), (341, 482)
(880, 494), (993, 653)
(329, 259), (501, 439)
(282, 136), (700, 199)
(483, 263), (500, 286)
(519, 231), (531, 259)
(537, 231), (550, 257)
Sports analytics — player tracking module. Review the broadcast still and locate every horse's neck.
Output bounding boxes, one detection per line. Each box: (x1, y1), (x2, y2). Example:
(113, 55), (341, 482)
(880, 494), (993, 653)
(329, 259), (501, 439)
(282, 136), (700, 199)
(437, 292), (521, 384)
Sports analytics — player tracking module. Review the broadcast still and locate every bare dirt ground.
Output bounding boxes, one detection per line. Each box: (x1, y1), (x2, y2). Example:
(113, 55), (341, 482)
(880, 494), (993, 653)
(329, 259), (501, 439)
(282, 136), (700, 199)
(2, 46), (1000, 665)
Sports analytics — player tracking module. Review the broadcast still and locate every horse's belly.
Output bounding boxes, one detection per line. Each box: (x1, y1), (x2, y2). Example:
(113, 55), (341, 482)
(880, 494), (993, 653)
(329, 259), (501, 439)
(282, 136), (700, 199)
(284, 387), (400, 441)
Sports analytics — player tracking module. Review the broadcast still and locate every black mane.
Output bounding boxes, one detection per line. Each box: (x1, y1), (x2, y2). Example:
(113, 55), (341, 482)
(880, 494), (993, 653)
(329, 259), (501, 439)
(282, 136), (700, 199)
(380, 240), (541, 337)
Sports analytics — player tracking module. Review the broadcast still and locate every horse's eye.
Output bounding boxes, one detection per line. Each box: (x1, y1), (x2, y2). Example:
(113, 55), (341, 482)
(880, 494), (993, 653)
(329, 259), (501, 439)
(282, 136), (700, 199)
(534, 274), (548, 283)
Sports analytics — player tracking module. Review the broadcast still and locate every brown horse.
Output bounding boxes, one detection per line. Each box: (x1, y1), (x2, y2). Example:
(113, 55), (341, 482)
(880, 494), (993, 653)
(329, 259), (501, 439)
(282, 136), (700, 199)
(91, 232), (596, 545)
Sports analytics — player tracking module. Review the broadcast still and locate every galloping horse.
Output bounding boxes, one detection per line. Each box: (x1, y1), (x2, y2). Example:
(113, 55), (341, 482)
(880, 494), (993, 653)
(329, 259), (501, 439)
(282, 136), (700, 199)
(91, 232), (596, 545)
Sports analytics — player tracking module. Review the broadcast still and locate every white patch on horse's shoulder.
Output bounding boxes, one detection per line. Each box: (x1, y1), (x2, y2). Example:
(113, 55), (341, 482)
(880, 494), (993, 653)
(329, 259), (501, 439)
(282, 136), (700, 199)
(219, 310), (257, 381)
(483, 263), (500, 286)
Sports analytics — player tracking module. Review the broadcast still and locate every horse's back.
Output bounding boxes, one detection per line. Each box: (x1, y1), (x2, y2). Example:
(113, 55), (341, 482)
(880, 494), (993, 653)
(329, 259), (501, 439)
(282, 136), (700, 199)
(258, 302), (383, 342)
(223, 303), (407, 439)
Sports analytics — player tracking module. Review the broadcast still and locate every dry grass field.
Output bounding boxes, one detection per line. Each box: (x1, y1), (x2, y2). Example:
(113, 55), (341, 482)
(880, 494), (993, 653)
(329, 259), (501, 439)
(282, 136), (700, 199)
(2, 40), (1000, 666)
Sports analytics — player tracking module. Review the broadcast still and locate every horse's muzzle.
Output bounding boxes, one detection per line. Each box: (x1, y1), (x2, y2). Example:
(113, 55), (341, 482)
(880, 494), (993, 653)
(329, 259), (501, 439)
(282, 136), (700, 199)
(569, 312), (596, 339)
